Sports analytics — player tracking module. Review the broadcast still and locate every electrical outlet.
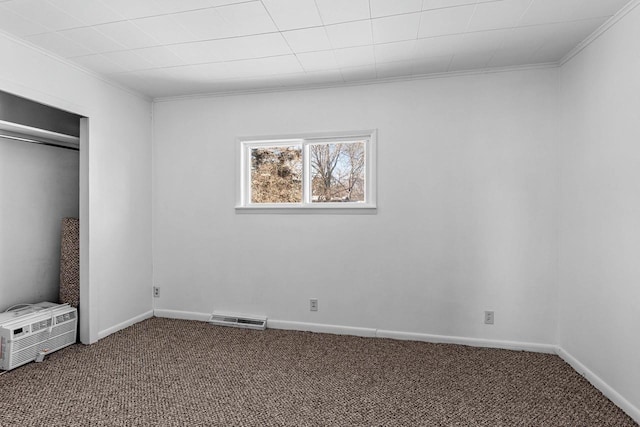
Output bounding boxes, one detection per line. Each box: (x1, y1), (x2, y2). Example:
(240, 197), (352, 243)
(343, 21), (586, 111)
(310, 298), (318, 312)
(153, 286), (160, 298)
(484, 311), (494, 325)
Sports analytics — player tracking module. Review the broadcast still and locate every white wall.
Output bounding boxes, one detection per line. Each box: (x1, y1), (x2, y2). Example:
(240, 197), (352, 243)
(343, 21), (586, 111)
(153, 68), (559, 345)
(0, 138), (78, 307)
(558, 3), (640, 416)
(0, 32), (153, 342)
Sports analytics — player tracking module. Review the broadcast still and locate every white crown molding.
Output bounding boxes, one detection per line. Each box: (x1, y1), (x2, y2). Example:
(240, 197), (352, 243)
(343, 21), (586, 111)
(560, 0), (640, 66)
(152, 62), (558, 103)
(0, 28), (152, 103)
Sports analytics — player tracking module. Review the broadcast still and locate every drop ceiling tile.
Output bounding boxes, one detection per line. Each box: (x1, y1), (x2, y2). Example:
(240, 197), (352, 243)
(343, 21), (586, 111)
(224, 55), (303, 78)
(165, 8), (227, 40)
(422, 0), (477, 10)
(418, 5), (476, 38)
(172, 2), (277, 40)
(334, 45), (375, 68)
(340, 65), (377, 81)
(487, 47), (536, 67)
(296, 50), (338, 72)
(46, 0), (124, 26)
(278, 70), (343, 86)
(2, 0), (84, 31)
(95, 21), (160, 50)
(72, 53), (128, 74)
(457, 29), (510, 54)
(282, 27), (332, 53)
(100, 0), (214, 19)
(169, 33), (291, 64)
(304, 70), (344, 85)
(133, 15), (198, 44)
(370, 0), (423, 18)
(133, 46), (189, 68)
(548, 16), (604, 46)
(210, 76), (284, 93)
(448, 51), (493, 71)
(166, 62), (231, 81)
(208, 0), (252, 6)
(499, 24), (551, 51)
(412, 54), (452, 74)
(374, 39), (417, 63)
(97, 0), (165, 19)
(467, 0), (532, 32)
(0, 5), (52, 37)
(372, 12), (421, 44)
(24, 32), (93, 58)
(414, 34), (464, 57)
(519, 0), (627, 26)
(60, 27), (128, 54)
(100, 50), (155, 71)
(153, 0), (219, 13)
(529, 44), (570, 63)
(325, 20), (373, 49)
(262, 0), (323, 31)
(108, 69), (178, 98)
(375, 60), (415, 79)
(532, 17), (606, 62)
(315, 0), (370, 25)
(215, 1), (278, 35)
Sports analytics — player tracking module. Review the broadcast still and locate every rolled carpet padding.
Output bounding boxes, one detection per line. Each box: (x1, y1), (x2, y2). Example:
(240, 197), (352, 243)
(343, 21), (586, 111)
(59, 217), (79, 307)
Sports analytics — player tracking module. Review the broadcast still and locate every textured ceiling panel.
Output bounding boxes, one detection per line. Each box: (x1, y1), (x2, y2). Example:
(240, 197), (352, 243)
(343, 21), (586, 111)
(0, 0), (631, 98)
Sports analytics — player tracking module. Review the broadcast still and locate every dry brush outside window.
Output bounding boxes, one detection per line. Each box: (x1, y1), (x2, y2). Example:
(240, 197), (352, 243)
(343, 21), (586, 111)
(251, 145), (302, 203)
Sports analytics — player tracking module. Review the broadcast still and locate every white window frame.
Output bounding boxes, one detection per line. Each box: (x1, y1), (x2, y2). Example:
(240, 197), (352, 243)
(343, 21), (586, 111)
(236, 130), (377, 213)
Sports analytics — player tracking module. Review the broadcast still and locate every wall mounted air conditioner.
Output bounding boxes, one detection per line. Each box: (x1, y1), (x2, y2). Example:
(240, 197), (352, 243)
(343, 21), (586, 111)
(0, 302), (77, 371)
(208, 312), (266, 330)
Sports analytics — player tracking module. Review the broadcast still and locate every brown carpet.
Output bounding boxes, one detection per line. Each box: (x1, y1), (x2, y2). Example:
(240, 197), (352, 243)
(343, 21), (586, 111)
(0, 317), (636, 427)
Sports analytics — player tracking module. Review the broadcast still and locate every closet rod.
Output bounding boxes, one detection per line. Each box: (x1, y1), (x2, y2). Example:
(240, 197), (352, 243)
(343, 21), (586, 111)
(0, 133), (79, 151)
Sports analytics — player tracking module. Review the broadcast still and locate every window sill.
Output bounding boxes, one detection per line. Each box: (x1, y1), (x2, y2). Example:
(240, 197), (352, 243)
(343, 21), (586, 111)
(235, 204), (377, 215)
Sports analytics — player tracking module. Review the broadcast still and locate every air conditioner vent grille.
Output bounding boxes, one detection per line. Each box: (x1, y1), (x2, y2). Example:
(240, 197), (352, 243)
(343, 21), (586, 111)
(14, 330), (49, 351)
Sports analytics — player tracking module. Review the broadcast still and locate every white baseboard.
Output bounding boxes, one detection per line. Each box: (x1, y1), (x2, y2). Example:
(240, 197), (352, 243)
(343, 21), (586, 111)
(556, 347), (640, 424)
(153, 308), (210, 322)
(267, 319), (377, 338)
(376, 329), (557, 353)
(97, 310), (153, 339)
(268, 321), (555, 353)
(151, 311), (554, 353)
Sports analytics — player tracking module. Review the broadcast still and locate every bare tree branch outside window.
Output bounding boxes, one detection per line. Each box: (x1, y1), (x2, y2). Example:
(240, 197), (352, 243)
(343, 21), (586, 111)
(310, 142), (365, 202)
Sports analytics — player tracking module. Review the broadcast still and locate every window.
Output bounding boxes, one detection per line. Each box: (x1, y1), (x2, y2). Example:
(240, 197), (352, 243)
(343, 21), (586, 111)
(237, 130), (376, 211)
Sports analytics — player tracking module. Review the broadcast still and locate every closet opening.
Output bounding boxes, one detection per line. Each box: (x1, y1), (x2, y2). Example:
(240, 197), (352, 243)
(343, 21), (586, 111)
(0, 89), (85, 342)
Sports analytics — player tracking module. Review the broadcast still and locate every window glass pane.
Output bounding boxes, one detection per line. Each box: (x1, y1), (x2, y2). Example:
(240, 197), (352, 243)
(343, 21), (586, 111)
(251, 146), (302, 203)
(310, 141), (365, 203)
